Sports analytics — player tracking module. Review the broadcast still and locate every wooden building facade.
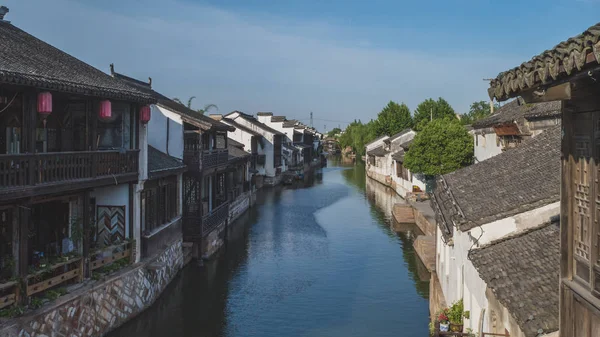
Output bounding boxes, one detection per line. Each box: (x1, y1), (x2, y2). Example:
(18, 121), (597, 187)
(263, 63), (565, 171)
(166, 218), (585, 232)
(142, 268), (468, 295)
(0, 20), (154, 309)
(488, 23), (600, 336)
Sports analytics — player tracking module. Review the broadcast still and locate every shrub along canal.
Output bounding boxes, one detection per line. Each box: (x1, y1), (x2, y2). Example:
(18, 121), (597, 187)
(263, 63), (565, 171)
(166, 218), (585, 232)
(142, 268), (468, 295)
(108, 161), (430, 337)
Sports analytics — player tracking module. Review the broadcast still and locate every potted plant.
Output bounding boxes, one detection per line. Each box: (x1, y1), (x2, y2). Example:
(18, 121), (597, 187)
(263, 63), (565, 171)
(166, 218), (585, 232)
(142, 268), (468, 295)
(438, 309), (450, 332)
(448, 299), (465, 332)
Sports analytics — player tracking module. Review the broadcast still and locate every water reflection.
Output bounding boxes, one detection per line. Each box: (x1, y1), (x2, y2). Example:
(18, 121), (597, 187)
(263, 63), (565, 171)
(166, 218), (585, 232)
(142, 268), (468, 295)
(108, 162), (429, 337)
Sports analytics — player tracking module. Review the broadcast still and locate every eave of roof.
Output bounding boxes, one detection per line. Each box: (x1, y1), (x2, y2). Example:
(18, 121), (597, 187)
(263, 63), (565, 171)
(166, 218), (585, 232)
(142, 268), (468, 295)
(227, 113), (284, 136)
(0, 22), (154, 103)
(489, 23), (600, 101)
(222, 118), (262, 137)
(469, 222), (559, 337)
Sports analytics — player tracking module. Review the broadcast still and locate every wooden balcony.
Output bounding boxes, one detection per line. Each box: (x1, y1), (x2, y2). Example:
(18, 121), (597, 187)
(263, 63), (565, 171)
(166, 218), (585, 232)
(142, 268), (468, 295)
(202, 149), (229, 172)
(0, 150), (139, 201)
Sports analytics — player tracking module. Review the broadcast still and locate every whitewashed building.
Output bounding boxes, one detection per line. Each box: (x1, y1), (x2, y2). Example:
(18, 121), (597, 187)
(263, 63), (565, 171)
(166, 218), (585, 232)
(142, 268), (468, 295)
(471, 99), (560, 163)
(430, 126), (560, 336)
(219, 111), (285, 186)
(365, 130), (426, 197)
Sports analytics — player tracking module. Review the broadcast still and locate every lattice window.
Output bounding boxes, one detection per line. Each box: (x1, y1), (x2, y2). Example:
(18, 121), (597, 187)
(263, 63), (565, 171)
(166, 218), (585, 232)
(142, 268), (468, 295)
(574, 140), (591, 262)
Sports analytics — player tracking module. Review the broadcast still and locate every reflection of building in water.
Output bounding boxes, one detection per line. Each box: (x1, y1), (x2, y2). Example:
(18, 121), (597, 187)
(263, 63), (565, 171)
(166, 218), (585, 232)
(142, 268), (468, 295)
(365, 176), (406, 221)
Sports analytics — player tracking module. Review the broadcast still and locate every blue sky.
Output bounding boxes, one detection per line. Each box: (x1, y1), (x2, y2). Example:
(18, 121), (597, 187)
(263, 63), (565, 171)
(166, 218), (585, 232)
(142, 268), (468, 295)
(4, 0), (600, 131)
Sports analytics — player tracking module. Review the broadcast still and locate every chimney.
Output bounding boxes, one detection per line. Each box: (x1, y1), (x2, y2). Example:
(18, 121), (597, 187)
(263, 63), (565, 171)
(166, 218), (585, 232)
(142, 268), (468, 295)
(148, 77), (152, 88)
(0, 6), (9, 22)
(109, 63), (115, 76)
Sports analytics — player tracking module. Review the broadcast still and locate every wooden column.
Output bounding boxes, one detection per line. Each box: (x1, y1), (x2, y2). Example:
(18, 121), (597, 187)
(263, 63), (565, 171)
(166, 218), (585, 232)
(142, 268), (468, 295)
(82, 190), (90, 278)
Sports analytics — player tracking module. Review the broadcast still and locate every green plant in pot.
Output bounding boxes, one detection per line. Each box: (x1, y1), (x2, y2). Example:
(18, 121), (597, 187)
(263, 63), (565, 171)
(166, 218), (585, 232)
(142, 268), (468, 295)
(448, 299), (465, 332)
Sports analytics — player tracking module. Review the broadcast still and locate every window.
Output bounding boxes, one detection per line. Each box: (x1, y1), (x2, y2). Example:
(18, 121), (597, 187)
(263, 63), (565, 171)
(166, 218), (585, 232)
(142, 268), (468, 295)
(97, 102), (131, 149)
(475, 135), (478, 146)
(141, 176), (179, 234)
(396, 161), (410, 181)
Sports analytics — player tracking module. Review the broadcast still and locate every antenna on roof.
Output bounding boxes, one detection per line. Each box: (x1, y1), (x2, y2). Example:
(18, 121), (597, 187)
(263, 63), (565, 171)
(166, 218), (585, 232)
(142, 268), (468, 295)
(310, 111), (313, 128)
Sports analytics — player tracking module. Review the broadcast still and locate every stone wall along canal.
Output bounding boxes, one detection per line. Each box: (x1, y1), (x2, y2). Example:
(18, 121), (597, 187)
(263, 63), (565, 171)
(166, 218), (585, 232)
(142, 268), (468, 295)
(108, 161), (430, 337)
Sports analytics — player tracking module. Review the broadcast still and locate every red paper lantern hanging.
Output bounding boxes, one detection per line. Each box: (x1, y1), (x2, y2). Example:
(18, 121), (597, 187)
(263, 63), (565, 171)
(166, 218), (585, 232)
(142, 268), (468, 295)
(99, 100), (112, 119)
(37, 92), (52, 116)
(140, 105), (151, 124)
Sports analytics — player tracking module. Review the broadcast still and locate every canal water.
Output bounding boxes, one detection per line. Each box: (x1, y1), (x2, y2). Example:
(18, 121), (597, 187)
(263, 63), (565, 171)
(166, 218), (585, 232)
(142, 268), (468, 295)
(109, 160), (429, 337)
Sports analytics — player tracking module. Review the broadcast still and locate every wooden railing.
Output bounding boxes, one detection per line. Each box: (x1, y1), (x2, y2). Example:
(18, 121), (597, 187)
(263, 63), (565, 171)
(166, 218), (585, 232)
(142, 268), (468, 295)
(0, 150), (139, 189)
(89, 241), (133, 272)
(0, 281), (18, 309)
(203, 149), (229, 171)
(202, 201), (229, 236)
(25, 257), (83, 297)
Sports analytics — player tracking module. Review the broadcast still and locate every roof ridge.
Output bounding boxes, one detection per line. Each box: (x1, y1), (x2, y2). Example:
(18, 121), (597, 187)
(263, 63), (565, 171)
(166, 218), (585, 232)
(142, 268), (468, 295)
(470, 219), (557, 253)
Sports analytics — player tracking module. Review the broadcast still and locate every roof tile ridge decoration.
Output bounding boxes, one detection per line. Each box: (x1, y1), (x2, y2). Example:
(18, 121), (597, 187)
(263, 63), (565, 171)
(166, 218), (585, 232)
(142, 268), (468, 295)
(489, 23), (600, 101)
(469, 220), (556, 254)
(430, 184), (453, 239)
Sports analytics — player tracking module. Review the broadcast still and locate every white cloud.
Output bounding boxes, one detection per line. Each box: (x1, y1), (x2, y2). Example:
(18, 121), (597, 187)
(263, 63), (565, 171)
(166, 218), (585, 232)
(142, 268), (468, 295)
(4, 0), (519, 125)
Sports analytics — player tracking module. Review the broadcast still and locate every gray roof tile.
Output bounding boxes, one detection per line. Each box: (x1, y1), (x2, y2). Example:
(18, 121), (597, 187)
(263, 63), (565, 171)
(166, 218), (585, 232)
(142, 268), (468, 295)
(431, 125), (560, 233)
(0, 22), (153, 103)
(469, 222), (560, 337)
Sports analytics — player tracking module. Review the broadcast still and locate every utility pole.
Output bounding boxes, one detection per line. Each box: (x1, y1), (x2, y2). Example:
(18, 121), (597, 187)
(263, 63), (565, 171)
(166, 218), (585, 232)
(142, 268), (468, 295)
(483, 78), (495, 114)
(310, 111), (313, 128)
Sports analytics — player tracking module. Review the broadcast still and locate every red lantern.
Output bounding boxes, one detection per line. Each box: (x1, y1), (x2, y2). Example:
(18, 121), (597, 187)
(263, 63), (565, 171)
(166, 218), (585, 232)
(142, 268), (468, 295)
(99, 100), (111, 119)
(140, 105), (151, 124)
(37, 92), (52, 116)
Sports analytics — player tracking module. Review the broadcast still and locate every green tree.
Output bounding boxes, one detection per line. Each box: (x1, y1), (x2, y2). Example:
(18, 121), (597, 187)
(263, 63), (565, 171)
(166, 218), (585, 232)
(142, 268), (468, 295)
(327, 127), (342, 138)
(173, 96), (218, 115)
(404, 118), (473, 176)
(372, 101), (413, 136)
(459, 100), (499, 125)
(413, 98), (456, 131)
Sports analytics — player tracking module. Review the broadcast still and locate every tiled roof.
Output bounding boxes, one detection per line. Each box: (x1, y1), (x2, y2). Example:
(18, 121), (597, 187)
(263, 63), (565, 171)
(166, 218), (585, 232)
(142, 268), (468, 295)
(365, 135), (389, 148)
(472, 99), (561, 129)
(388, 129), (412, 141)
(112, 72), (232, 131)
(271, 116), (286, 122)
(391, 150), (404, 162)
(147, 146), (186, 179)
(367, 145), (388, 157)
(228, 144), (250, 162)
(228, 138), (244, 149)
(226, 111), (284, 136)
(431, 125), (560, 233)
(0, 22), (154, 103)
(469, 222), (560, 337)
(221, 118), (261, 137)
(283, 120), (298, 128)
(489, 23), (600, 101)
(256, 112), (273, 116)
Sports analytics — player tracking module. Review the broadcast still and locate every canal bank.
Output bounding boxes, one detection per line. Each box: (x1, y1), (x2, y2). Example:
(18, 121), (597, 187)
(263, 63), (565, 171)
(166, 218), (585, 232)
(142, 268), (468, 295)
(107, 161), (429, 337)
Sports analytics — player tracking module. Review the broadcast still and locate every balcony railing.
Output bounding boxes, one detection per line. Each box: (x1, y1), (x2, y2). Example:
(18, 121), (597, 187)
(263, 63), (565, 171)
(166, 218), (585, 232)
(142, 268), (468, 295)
(0, 150), (139, 189)
(202, 201), (229, 236)
(203, 149), (229, 171)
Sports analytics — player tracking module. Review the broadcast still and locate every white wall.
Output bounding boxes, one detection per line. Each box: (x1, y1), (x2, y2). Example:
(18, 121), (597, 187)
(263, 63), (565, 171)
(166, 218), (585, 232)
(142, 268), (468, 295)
(91, 184), (130, 238)
(365, 136), (389, 151)
(473, 131), (502, 163)
(147, 105), (184, 160)
(227, 112), (280, 177)
(436, 201), (560, 333)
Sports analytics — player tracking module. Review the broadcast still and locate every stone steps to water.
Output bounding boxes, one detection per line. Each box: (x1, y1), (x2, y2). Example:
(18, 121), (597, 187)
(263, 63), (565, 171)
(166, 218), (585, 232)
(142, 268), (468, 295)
(392, 204), (415, 224)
